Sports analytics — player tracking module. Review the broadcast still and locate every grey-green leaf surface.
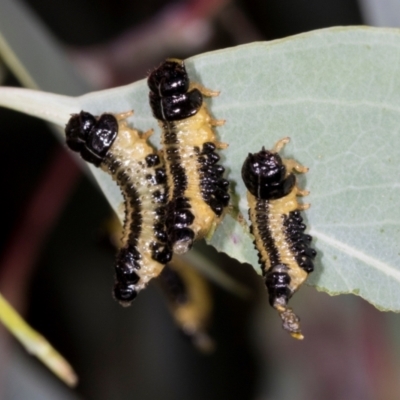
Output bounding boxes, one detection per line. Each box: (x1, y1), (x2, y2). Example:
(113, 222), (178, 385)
(1, 26), (400, 312)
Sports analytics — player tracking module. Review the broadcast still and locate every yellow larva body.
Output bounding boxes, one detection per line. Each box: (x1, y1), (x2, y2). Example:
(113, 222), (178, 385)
(148, 59), (230, 254)
(242, 138), (316, 339)
(161, 103), (227, 247)
(160, 256), (214, 352)
(65, 111), (171, 306)
(247, 188), (309, 294)
(101, 115), (170, 292)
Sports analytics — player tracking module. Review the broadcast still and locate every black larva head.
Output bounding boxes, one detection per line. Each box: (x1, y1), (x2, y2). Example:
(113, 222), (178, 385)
(148, 59), (189, 97)
(65, 111), (96, 152)
(241, 148), (296, 200)
(148, 59), (203, 121)
(149, 89), (203, 121)
(65, 111), (118, 166)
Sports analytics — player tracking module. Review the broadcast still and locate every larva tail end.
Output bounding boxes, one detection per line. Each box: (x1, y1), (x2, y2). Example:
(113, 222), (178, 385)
(192, 332), (216, 353)
(173, 239), (193, 255)
(113, 282), (138, 307)
(277, 306), (304, 340)
(170, 228), (195, 255)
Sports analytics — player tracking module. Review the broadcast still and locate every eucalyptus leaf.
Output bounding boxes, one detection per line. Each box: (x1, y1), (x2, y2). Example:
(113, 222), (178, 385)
(1, 26), (400, 312)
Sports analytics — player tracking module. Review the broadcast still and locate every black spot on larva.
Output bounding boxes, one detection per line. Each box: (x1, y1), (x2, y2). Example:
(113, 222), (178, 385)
(154, 226), (168, 243)
(283, 211), (316, 273)
(265, 265), (292, 306)
(202, 142), (216, 153)
(145, 154), (160, 167)
(153, 190), (167, 204)
(151, 242), (172, 264)
(213, 165), (225, 177)
(155, 167), (167, 184)
(174, 209), (195, 227)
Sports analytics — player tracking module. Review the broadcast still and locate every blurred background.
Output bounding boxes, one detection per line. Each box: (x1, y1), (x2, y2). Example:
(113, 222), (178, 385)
(1, 0), (400, 399)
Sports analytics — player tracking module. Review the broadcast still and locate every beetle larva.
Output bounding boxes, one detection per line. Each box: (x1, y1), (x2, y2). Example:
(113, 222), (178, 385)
(65, 111), (172, 306)
(148, 58), (230, 254)
(159, 258), (214, 352)
(241, 138), (316, 339)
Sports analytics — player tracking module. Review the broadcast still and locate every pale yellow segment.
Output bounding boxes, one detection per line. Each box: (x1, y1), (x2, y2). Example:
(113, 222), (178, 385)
(268, 190), (308, 291)
(165, 104), (225, 240)
(0, 292), (78, 387)
(168, 257), (214, 352)
(247, 190), (308, 293)
(171, 105), (218, 147)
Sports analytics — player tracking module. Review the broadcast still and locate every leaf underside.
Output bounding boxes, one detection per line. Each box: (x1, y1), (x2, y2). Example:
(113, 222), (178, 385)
(1, 26), (400, 312)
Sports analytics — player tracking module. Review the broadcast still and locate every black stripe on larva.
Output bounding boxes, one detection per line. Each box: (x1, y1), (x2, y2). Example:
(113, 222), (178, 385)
(104, 151), (143, 252)
(161, 122), (179, 144)
(283, 211), (316, 273)
(253, 198), (281, 273)
(148, 60), (203, 121)
(155, 167), (167, 184)
(65, 111), (118, 167)
(198, 142), (230, 216)
(169, 161), (187, 198)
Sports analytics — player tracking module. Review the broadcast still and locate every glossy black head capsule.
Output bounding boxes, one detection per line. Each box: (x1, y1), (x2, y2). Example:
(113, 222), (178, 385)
(65, 111), (118, 166)
(148, 59), (189, 96)
(148, 59), (203, 121)
(241, 148), (295, 200)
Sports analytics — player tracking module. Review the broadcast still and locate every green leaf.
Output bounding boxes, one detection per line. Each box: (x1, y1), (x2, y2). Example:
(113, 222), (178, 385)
(1, 26), (400, 312)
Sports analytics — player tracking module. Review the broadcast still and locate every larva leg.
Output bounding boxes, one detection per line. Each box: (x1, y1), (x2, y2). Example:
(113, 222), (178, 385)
(294, 186), (310, 209)
(297, 203), (310, 211)
(205, 220), (221, 241)
(114, 110), (134, 121)
(284, 159), (309, 174)
(190, 82), (220, 97)
(272, 137), (309, 174)
(210, 118), (225, 127)
(272, 137), (290, 153)
(215, 141), (229, 149)
(296, 187), (310, 197)
(208, 118), (228, 148)
(141, 129), (154, 140)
